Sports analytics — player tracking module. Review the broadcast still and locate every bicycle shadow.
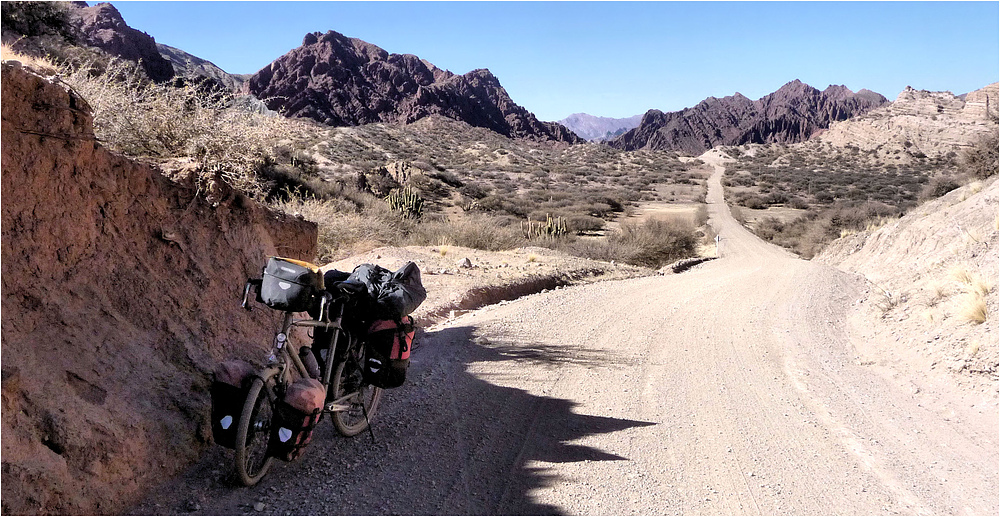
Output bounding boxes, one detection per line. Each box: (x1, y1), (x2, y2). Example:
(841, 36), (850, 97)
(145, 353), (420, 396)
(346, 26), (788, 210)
(129, 324), (657, 516)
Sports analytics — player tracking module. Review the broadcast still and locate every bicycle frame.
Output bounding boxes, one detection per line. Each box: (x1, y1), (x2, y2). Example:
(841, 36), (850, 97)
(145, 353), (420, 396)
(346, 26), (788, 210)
(256, 297), (365, 414)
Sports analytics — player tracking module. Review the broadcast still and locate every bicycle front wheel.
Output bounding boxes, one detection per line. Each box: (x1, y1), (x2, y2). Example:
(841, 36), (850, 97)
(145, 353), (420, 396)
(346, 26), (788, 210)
(330, 359), (383, 436)
(234, 377), (275, 486)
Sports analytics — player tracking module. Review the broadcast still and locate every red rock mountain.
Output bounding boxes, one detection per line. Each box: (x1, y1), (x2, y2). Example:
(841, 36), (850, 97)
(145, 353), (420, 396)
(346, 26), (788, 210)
(245, 30), (582, 143)
(609, 80), (888, 154)
(67, 2), (174, 82)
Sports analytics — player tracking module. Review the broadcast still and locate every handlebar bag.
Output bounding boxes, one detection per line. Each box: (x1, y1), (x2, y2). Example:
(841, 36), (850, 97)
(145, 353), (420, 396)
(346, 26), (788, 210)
(210, 359), (255, 449)
(363, 316), (415, 389)
(260, 257), (324, 312)
(270, 377), (324, 462)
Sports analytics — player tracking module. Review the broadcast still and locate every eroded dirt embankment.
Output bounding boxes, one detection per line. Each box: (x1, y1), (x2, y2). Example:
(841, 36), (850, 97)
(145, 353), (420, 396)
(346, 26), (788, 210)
(817, 177), (999, 393)
(1, 63), (316, 515)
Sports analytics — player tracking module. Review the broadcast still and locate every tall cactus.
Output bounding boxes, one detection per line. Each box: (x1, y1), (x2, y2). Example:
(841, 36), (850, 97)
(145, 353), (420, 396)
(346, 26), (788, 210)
(521, 214), (568, 240)
(385, 185), (424, 219)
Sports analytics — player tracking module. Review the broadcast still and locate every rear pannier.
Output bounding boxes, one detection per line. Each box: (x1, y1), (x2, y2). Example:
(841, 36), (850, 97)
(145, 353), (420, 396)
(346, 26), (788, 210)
(363, 316), (415, 389)
(260, 257), (324, 313)
(211, 359), (256, 449)
(270, 377), (325, 461)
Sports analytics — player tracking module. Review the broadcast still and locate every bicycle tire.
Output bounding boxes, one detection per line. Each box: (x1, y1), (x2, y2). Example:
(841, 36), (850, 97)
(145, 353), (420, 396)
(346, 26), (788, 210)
(234, 377), (275, 486)
(330, 359), (383, 436)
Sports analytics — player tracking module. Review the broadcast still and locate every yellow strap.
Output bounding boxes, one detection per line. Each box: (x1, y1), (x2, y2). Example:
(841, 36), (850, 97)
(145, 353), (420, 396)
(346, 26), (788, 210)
(273, 257), (321, 273)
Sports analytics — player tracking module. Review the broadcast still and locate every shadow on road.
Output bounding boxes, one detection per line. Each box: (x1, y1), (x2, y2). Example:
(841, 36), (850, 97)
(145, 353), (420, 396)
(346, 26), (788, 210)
(129, 324), (655, 515)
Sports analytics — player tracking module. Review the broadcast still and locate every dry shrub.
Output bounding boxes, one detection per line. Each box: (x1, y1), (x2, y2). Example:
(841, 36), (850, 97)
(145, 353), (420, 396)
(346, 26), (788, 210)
(566, 218), (697, 268)
(62, 58), (292, 196)
(408, 215), (526, 251)
(273, 194), (413, 262)
(963, 133), (999, 180)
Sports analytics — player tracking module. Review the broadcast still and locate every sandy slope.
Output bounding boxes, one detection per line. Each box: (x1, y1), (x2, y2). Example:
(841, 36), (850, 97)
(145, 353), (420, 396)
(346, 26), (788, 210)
(132, 152), (997, 516)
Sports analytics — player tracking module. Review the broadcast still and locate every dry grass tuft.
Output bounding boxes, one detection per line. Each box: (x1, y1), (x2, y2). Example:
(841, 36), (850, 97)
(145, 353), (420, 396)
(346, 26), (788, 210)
(924, 280), (949, 307)
(865, 216), (898, 232)
(949, 265), (974, 286)
(958, 293), (988, 324)
(874, 286), (905, 315)
(1, 42), (58, 74)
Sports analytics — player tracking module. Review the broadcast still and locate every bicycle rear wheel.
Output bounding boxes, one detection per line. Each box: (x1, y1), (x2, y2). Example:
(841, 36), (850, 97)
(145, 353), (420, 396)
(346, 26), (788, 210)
(330, 359), (383, 436)
(234, 377), (274, 486)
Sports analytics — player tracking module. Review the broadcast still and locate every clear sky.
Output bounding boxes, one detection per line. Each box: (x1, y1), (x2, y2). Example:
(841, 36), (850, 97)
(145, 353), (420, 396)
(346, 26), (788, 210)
(111, 1), (999, 122)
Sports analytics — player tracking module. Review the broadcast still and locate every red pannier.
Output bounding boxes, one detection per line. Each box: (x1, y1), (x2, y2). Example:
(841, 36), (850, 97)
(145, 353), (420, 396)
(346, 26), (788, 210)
(363, 316), (415, 389)
(211, 359), (256, 449)
(270, 377), (324, 461)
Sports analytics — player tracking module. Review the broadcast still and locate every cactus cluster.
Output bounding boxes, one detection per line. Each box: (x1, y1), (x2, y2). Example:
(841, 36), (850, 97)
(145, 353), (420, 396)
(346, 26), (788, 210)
(521, 214), (568, 239)
(385, 185), (424, 218)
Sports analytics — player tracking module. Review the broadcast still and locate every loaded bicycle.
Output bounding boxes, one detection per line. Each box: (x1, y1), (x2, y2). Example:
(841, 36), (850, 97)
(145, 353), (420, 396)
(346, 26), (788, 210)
(211, 257), (423, 486)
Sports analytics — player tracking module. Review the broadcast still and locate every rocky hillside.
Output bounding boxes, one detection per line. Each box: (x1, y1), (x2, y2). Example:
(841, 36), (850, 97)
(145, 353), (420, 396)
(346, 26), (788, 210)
(0, 62), (316, 514)
(609, 80), (887, 154)
(67, 2), (174, 82)
(157, 42), (244, 91)
(818, 83), (999, 161)
(558, 113), (642, 141)
(245, 30), (582, 144)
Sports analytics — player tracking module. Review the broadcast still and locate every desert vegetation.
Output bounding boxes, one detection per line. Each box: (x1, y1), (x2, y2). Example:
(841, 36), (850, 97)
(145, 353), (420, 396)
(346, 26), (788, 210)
(719, 141), (986, 257)
(4, 32), (709, 269)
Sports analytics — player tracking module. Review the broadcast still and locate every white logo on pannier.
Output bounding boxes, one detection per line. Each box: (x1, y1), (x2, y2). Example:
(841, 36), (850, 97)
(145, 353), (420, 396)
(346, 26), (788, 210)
(278, 427), (293, 442)
(220, 415), (233, 429)
(278, 281), (292, 290)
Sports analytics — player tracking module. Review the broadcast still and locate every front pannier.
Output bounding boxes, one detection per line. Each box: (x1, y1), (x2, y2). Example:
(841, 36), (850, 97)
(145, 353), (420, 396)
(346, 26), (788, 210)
(363, 316), (415, 389)
(260, 257), (324, 312)
(211, 359), (255, 449)
(270, 377), (325, 462)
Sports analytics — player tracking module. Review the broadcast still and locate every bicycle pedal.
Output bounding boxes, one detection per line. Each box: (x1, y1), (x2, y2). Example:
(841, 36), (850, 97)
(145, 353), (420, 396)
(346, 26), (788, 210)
(325, 402), (350, 412)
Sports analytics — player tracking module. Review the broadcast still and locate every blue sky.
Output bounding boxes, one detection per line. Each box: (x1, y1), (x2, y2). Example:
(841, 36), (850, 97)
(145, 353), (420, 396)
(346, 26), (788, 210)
(112, 1), (999, 122)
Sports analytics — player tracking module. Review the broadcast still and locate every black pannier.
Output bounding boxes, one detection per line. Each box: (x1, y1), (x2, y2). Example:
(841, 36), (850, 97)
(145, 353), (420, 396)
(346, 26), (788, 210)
(345, 262), (426, 321)
(211, 359), (255, 449)
(259, 257), (324, 312)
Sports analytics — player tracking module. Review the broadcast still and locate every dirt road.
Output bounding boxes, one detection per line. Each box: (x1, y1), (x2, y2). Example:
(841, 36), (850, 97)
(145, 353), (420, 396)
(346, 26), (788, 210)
(133, 153), (998, 515)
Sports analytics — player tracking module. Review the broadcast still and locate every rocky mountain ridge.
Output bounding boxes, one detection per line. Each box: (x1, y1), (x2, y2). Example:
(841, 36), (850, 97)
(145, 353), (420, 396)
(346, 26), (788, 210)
(67, 2), (173, 82)
(156, 42), (244, 91)
(245, 30), (582, 144)
(558, 113), (643, 141)
(609, 80), (888, 154)
(818, 83), (999, 160)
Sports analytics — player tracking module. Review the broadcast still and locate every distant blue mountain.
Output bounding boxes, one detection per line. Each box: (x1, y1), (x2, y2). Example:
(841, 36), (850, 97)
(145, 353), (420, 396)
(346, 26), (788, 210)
(557, 113), (643, 141)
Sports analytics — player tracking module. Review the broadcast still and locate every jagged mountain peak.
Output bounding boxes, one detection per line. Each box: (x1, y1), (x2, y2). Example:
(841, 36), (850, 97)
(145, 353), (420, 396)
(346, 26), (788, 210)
(246, 32), (580, 143)
(609, 80), (888, 154)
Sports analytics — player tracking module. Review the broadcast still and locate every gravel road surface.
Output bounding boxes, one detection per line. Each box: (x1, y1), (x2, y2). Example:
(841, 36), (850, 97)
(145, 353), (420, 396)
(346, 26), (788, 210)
(132, 154), (998, 515)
